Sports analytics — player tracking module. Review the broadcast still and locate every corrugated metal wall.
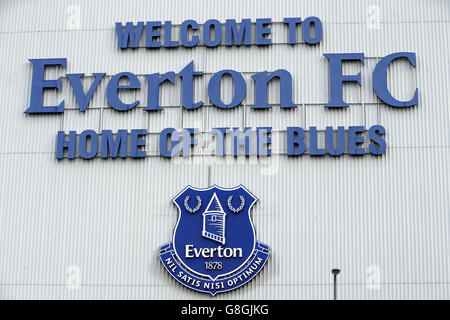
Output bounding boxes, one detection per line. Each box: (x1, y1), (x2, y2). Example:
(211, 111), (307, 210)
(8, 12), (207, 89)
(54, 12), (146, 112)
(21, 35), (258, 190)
(0, 0), (449, 299)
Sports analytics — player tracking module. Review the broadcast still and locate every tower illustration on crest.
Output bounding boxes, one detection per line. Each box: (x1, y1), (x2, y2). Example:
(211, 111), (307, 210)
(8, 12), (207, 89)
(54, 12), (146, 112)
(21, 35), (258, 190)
(202, 193), (226, 245)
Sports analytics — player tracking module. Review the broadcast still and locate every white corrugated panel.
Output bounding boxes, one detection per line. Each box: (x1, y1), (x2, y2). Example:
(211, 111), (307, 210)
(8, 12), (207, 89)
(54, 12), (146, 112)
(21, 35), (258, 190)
(0, 0), (449, 299)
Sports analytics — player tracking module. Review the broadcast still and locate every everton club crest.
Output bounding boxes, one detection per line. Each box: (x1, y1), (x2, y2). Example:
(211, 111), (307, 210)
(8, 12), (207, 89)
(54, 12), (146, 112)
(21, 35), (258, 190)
(160, 185), (270, 295)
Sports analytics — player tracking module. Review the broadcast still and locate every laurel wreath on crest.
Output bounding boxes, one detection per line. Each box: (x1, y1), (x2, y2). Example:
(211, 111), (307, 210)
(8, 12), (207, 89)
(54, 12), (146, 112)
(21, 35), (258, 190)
(227, 195), (245, 213)
(184, 196), (202, 213)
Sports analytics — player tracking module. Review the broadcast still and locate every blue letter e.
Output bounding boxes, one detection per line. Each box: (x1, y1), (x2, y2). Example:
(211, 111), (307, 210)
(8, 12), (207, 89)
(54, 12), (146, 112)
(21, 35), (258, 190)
(25, 58), (67, 114)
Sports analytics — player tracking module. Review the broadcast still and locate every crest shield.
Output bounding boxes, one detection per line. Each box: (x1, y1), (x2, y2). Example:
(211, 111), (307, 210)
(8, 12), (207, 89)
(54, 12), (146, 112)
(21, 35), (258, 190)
(173, 185), (256, 280)
(160, 185), (270, 295)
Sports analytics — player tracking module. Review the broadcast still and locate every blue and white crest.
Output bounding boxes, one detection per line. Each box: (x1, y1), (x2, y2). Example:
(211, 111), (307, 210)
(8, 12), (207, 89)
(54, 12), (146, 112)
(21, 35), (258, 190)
(160, 185), (270, 295)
